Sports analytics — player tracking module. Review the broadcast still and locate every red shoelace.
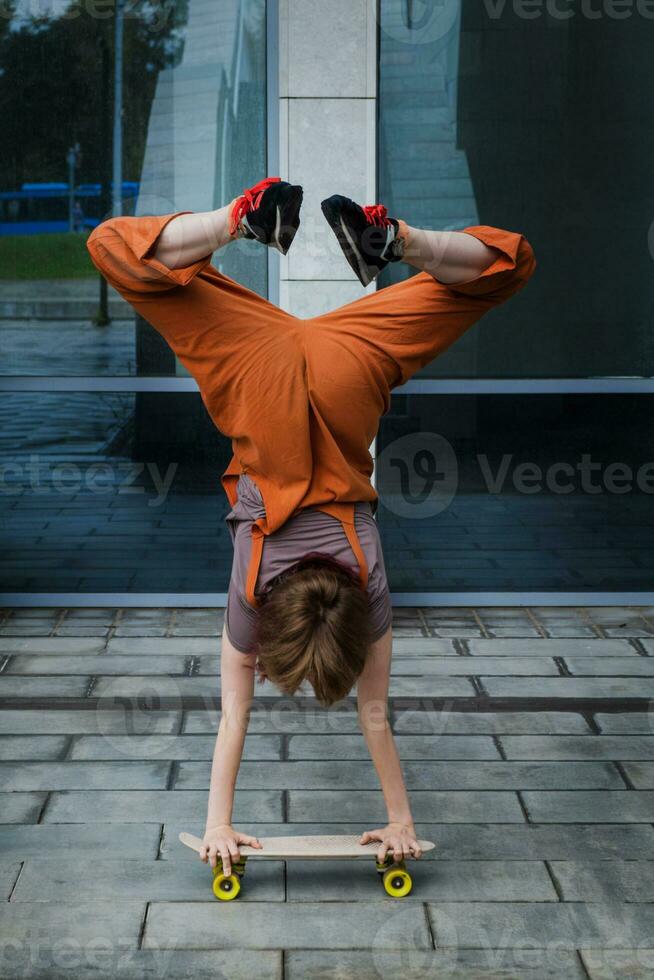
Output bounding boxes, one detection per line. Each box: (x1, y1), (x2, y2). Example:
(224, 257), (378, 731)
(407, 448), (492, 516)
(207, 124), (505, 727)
(362, 204), (392, 228)
(229, 176), (281, 236)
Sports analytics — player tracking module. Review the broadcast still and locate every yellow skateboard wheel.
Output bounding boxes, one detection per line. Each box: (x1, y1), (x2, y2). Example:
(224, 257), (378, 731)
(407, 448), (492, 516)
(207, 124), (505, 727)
(382, 865), (413, 898)
(212, 872), (241, 901)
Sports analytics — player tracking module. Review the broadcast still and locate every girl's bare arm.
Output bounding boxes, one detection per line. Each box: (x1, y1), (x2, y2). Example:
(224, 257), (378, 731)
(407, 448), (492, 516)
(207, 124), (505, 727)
(356, 625), (422, 863)
(200, 630), (263, 874)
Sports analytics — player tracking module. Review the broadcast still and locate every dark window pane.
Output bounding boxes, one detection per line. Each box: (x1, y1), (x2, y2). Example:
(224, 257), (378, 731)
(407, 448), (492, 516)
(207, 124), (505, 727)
(377, 395), (654, 593)
(0, 393), (233, 594)
(378, 1), (654, 379)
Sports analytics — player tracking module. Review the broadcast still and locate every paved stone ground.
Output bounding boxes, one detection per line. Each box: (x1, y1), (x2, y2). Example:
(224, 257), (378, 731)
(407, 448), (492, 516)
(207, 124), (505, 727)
(1, 605), (654, 978)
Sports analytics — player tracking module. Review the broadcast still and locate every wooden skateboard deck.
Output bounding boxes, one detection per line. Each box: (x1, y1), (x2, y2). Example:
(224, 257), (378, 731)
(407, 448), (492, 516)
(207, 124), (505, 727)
(179, 832), (436, 900)
(180, 832), (435, 860)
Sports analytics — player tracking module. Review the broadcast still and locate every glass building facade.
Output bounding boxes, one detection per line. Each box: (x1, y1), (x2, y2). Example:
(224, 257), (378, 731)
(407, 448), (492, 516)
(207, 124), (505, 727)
(376, 0), (654, 599)
(1, 0), (653, 601)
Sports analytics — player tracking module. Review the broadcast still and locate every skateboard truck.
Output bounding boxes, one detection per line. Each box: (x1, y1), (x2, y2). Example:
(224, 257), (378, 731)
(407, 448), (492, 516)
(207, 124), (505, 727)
(211, 856), (248, 902)
(375, 854), (413, 898)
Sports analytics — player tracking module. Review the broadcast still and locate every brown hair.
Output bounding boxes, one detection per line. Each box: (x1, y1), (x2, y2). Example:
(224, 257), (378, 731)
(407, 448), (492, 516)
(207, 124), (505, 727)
(255, 559), (372, 706)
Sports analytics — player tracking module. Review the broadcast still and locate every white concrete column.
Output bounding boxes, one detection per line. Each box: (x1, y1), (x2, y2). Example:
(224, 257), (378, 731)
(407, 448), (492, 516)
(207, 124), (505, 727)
(277, 0), (378, 317)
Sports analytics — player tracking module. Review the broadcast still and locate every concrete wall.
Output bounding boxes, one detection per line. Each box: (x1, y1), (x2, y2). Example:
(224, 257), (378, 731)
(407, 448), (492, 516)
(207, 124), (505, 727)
(277, 0), (378, 317)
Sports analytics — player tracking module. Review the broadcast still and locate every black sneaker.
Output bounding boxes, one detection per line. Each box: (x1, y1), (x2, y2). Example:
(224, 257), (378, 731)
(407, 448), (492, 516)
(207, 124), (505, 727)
(320, 194), (404, 286)
(230, 177), (303, 255)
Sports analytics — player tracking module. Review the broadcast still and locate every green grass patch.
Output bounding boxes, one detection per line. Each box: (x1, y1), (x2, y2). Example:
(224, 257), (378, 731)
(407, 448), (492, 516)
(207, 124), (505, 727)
(0, 232), (97, 280)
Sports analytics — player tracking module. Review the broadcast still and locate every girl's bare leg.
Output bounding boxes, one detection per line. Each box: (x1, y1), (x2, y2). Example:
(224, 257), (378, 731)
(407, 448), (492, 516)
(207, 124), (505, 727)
(399, 222), (499, 285)
(153, 203), (237, 269)
(153, 177), (304, 268)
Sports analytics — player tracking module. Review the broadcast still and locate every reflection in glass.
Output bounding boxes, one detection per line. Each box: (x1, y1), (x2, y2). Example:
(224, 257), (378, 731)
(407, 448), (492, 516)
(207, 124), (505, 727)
(378, 0), (654, 379)
(377, 395), (654, 593)
(0, 394), (233, 594)
(0, 0), (267, 376)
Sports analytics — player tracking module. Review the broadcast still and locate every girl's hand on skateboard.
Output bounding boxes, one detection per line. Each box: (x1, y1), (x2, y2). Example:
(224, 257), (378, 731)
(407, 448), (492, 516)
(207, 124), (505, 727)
(360, 823), (423, 863)
(200, 825), (262, 875)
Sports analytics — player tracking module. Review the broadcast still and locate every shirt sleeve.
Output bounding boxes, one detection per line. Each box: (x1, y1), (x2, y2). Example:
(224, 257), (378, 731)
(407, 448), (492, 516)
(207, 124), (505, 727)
(86, 213), (213, 301)
(368, 589), (393, 642)
(225, 586), (258, 654)
(355, 508), (393, 641)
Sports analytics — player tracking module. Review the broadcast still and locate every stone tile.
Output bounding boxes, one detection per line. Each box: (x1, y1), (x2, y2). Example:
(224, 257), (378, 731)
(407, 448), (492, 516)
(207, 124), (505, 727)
(388, 677), (475, 696)
(482, 678), (654, 699)
(565, 657), (654, 676)
(288, 790), (524, 823)
(603, 627), (653, 638)
(467, 639), (637, 657)
(0, 761), (170, 792)
(6, 654), (189, 675)
(0, 949), (281, 980)
(112, 626), (168, 637)
(175, 759), (622, 791)
(391, 638), (458, 655)
(282, 0), (372, 98)
(0, 792), (46, 824)
(500, 736), (654, 761)
(0, 736), (68, 760)
(288, 734), (501, 761)
(287, 859), (556, 902)
(286, 949), (586, 980)
(0, 637), (105, 654)
(544, 625), (600, 638)
(427, 901), (654, 949)
(286, 99), (373, 283)
(0, 823), (161, 859)
(581, 948), (654, 979)
(91, 676), (208, 698)
(43, 789), (283, 823)
(0, 677), (91, 697)
(107, 637), (218, 655)
(393, 711), (592, 735)
(0, 902), (144, 957)
(12, 856), (284, 902)
(391, 626), (430, 637)
(69, 734), (281, 761)
(390, 657), (560, 676)
(54, 626), (110, 637)
(595, 714), (654, 735)
(0, 709), (181, 735)
(551, 861), (654, 902)
(144, 901), (432, 950)
(522, 791), (654, 823)
(423, 824), (654, 861)
(183, 707), (362, 735)
(0, 626), (54, 637)
(0, 864), (20, 901)
(621, 762), (654, 789)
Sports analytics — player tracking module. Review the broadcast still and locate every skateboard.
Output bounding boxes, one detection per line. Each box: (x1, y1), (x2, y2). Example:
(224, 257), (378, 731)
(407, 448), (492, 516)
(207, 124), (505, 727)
(179, 832), (435, 901)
